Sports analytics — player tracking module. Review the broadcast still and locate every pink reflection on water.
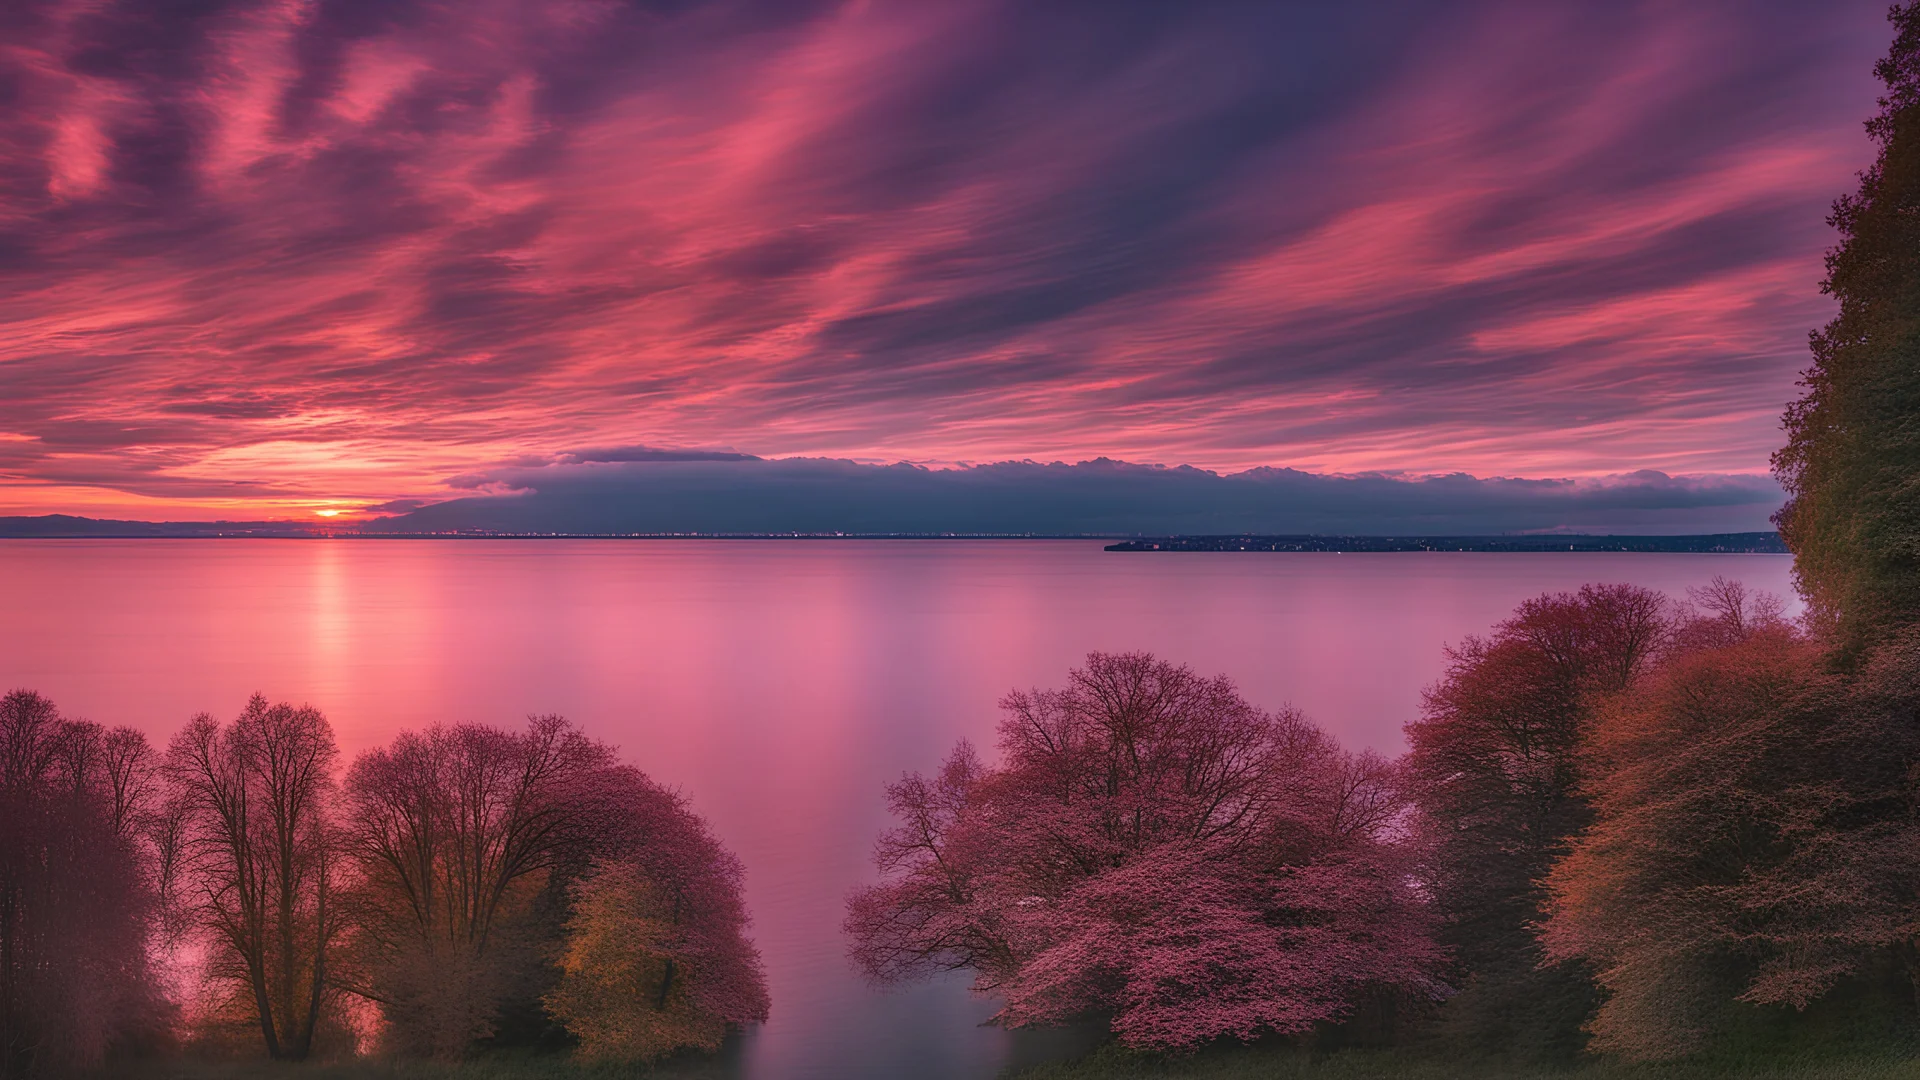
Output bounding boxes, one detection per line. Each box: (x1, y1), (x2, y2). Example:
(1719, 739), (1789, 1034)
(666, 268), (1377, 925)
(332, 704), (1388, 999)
(0, 540), (1797, 1078)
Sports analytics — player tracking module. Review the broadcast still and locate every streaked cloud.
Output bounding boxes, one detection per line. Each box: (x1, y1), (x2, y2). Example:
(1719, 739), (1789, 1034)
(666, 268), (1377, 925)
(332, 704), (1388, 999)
(0, 0), (1889, 519)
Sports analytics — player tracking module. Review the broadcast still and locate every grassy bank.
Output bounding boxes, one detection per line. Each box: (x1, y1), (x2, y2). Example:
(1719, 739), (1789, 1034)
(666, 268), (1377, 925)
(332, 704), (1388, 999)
(1012, 1043), (1920, 1080)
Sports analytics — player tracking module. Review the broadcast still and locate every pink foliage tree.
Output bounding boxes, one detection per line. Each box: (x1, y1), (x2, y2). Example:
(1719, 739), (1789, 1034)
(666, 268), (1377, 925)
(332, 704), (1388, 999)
(593, 770), (769, 1029)
(547, 768), (769, 1059)
(846, 653), (1443, 1051)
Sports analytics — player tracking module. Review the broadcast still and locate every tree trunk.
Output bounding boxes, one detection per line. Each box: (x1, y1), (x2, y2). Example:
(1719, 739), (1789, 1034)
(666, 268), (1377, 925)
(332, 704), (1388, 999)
(657, 958), (677, 1010)
(249, 946), (282, 1060)
(278, 854), (297, 1058)
(295, 865), (328, 1060)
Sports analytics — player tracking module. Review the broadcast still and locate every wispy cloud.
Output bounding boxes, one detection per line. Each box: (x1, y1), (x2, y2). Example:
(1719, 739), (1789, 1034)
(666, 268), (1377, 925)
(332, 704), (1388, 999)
(0, 0), (1887, 518)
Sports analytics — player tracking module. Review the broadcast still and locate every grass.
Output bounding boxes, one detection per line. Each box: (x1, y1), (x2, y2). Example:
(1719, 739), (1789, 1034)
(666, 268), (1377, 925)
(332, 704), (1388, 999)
(102, 1045), (1920, 1080)
(1011, 1042), (1920, 1080)
(103, 1049), (738, 1080)
(99, 1036), (1920, 1080)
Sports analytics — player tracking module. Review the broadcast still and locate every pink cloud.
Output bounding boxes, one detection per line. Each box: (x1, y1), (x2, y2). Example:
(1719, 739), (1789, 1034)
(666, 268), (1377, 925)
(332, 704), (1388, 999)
(0, 0), (1890, 518)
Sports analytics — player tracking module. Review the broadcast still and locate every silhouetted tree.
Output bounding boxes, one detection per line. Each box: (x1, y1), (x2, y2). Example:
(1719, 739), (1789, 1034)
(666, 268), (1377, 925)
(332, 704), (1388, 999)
(0, 691), (159, 1077)
(845, 653), (1442, 1051)
(165, 695), (340, 1061)
(1774, 2), (1920, 649)
(1401, 584), (1667, 1055)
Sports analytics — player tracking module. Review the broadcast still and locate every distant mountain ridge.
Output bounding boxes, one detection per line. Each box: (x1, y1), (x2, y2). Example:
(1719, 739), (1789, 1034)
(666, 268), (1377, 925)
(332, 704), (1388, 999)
(0, 515), (333, 538)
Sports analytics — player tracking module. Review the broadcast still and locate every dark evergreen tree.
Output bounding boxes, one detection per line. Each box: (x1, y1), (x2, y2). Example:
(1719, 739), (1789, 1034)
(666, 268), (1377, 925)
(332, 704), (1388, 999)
(1775, 2), (1920, 648)
(1402, 586), (1667, 1057)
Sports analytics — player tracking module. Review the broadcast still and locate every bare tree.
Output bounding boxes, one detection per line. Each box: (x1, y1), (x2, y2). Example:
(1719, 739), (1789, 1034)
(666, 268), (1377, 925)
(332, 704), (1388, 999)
(100, 727), (155, 843)
(342, 714), (614, 1056)
(165, 695), (340, 1061)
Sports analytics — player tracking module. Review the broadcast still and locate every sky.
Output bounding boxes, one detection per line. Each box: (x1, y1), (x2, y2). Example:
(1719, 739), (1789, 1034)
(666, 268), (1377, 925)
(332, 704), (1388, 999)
(0, 0), (1895, 525)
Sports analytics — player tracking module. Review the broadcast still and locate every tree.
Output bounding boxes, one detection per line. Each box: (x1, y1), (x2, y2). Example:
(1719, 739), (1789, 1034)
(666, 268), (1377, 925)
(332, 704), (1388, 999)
(1668, 576), (1789, 655)
(0, 691), (160, 1077)
(165, 695), (340, 1061)
(340, 715), (615, 1057)
(845, 653), (1442, 1051)
(1774, 2), (1920, 649)
(1541, 602), (1920, 1059)
(1400, 584), (1668, 1054)
(1541, 610), (1812, 1056)
(546, 771), (768, 1061)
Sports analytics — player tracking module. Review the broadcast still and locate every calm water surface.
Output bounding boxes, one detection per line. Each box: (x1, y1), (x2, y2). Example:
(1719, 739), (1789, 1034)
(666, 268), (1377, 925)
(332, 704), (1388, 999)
(0, 540), (1796, 1078)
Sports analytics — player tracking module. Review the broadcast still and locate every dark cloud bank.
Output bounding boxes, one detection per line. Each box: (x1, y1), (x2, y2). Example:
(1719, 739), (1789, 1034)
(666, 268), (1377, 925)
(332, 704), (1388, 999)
(360, 455), (1783, 536)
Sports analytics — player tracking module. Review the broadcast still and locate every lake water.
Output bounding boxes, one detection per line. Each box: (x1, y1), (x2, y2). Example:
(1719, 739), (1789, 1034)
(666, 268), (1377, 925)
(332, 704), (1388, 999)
(0, 540), (1797, 1077)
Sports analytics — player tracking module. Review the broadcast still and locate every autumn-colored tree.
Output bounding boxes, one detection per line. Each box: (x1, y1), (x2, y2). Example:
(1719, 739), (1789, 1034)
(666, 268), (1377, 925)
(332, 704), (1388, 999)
(0, 691), (161, 1077)
(1537, 8), (1920, 1057)
(1774, 2), (1920, 649)
(548, 863), (720, 1061)
(845, 653), (1442, 1051)
(340, 715), (615, 1057)
(1542, 609), (1816, 1054)
(165, 695), (341, 1061)
(546, 770), (768, 1061)
(1401, 583), (1668, 1054)
(1541, 599), (1920, 1059)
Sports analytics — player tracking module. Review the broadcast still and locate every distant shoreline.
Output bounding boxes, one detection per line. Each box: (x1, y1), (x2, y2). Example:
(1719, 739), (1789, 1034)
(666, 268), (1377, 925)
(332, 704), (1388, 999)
(0, 516), (1787, 551)
(1104, 533), (1787, 553)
